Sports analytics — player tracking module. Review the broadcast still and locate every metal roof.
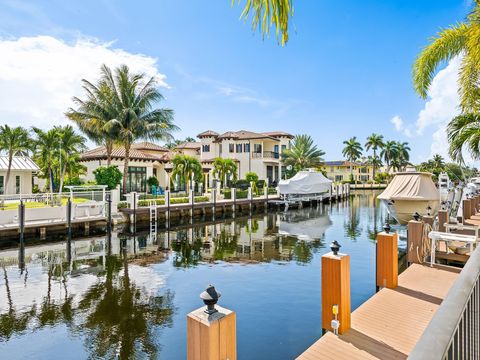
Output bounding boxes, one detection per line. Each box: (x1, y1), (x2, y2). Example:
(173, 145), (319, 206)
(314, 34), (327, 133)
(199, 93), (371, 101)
(0, 156), (39, 171)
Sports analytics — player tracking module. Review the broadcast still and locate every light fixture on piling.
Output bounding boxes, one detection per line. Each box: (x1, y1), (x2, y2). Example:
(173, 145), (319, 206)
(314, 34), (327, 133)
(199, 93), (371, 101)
(441, 201), (446, 211)
(383, 214), (391, 234)
(200, 285), (221, 315)
(164, 163), (173, 174)
(426, 205), (432, 216)
(330, 240), (341, 255)
(412, 212), (421, 221)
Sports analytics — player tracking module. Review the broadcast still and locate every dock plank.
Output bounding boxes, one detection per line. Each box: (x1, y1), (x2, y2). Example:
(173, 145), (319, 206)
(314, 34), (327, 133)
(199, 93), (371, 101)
(297, 264), (460, 359)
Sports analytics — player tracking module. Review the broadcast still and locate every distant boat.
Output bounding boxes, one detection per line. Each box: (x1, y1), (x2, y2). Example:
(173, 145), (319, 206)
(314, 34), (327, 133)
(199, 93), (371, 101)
(378, 169), (440, 225)
(278, 169), (332, 200)
(438, 172), (452, 203)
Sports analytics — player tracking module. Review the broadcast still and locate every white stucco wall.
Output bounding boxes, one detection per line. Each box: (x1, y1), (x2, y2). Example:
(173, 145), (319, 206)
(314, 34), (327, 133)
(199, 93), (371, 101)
(0, 170), (34, 195)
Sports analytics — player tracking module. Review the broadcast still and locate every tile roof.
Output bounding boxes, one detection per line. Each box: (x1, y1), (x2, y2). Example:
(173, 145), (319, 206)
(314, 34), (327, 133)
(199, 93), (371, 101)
(174, 142), (201, 150)
(131, 142), (169, 152)
(324, 160), (368, 166)
(216, 130), (279, 141)
(197, 130), (219, 138)
(261, 131), (294, 139)
(0, 156), (39, 171)
(80, 144), (171, 162)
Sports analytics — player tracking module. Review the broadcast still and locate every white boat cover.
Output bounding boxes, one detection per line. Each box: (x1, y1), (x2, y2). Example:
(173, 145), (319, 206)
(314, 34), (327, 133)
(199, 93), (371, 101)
(279, 216), (332, 241)
(378, 172), (439, 201)
(278, 170), (332, 195)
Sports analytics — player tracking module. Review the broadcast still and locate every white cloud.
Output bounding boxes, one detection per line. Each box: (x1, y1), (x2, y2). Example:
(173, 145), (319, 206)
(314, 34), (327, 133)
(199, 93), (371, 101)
(0, 35), (168, 129)
(391, 115), (403, 131)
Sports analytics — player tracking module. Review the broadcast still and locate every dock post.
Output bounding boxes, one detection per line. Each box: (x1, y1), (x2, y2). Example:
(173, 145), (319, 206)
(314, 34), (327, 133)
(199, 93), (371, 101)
(165, 190), (171, 229)
(106, 193), (112, 233)
(18, 201), (25, 268)
(328, 184), (332, 202)
(212, 187), (217, 221)
(422, 215), (434, 229)
(66, 198), (72, 240)
(376, 228), (398, 291)
(336, 184), (340, 201)
(133, 192), (137, 235)
(469, 197), (477, 218)
(463, 198), (472, 221)
(232, 187), (236, 218)
(438, 209), (448, 233)
(264, 185), (268, 213)
(321, 242), (351, 335)
(407, 220), (424, 265)
(190, 185), (195, 223)
(187, 285), (236, 360)
(248, 184), (253, 215)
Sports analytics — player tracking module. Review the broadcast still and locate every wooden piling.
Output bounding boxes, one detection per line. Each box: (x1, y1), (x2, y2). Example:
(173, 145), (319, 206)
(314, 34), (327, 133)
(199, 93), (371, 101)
(422, 215), (434, 229)
(463, 199), (472, 220)
(321, 252), (351, 335)
(187, 306), (237, 360)
(407, 220), (424, 265)
(438, 210), (448, 233)
(376, 232), (398, 290)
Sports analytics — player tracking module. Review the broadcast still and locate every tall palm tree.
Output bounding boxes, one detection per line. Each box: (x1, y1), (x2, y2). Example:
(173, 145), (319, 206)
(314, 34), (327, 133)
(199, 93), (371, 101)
(282, 134), (324, 173)
(31, 127), (59, 193)
(380, 141), (398, 173)
(98, 65), (178, 194)
(413, 1), (480, 112)
(342, 137), (363, 181)
(395, 141), (411, 171)
(364, 133), (384, 179)
(66, 81), (118, 165)
(447, 113), (480, 163)
(171, 154), (202, 194)
(55, 126), (86, 193)
(212, 158), (238, 189)
(0, 125), (30, 194)
(432, 154), (445, 170)
(235, 0), (293, 46)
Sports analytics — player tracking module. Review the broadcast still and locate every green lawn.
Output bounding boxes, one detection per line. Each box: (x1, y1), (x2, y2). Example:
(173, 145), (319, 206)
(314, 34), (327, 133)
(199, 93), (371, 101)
(1, 197), (89, 211)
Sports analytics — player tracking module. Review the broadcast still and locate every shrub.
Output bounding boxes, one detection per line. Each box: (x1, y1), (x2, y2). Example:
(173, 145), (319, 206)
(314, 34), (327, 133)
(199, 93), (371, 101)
(267, 187), (277, 194)
(233, 179), (249, 190)
(136, 196), (209, 207)
(245, 172), (259, 183)
(93, 166), (122, 190)
(147, 176), (159, 188)
(117, 201), (128, 209)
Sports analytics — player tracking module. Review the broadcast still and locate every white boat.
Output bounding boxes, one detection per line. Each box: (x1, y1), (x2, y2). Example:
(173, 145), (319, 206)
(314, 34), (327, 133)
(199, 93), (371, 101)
(278, 169), (332, 200)
(378, 170), (440, 225)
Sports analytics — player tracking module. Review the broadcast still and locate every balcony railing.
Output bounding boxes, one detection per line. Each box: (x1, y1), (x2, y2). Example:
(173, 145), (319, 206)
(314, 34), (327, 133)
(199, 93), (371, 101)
(408, 245), (480, 359)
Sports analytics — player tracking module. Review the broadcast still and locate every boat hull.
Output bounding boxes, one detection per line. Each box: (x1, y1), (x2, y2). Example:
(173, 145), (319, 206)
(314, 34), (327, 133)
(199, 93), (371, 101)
(382, 199), (440, 225)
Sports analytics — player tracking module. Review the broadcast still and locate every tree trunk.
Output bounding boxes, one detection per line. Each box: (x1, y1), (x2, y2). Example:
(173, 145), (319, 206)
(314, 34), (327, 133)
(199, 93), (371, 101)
(4, 154), (13, 195)
(106, 140), (112, 166)
(122, 143), (130, 194)
(59, 161), (67, 193)
(49, 167), (54, 194)
(372, 149), (376, 181)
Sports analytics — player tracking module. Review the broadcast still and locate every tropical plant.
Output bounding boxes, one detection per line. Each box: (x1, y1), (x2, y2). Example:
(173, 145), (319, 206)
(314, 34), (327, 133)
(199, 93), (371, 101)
(447, 113), (480, 163)
(66, 79), (118, 165)
(342, 137), (363, 179)
(171, 154), (202, 193)
(94, 65), (177, 194)
(380, 140), (398, 172)
(394, 141), (411, 171)
(245, 171), (259, 194)
(234, 0), (294, 46)
(282, 134), (324, 173)
(412, 1), (480, 112)
(31, 127), (60, 193)
(56, 125), (86, 192)
(212, 158), (238, 189)
(147, 176), (159, 188)
(93, 166), (123, 190)
(0, 125), (30, 194)
(365, 133), (384, 179)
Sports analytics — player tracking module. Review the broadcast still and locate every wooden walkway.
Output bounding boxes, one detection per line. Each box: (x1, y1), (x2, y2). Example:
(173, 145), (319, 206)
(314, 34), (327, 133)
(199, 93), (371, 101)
(297, 264), (461, 359)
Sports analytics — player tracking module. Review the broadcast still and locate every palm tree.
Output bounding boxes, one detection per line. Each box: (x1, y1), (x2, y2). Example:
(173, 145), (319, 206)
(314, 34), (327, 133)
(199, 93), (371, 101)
(98, 65), (178, 194)
(395, 141), (411, 171)
(282, 134), (325, 173)
(380, 141), (398, 173)
(0, 125), (30, 194)
(55, 126), (86, 193)
(365, 133), (384, 179)
(171, 154), (202, 193)
(432, 154), (445, 170)
(212, 158), (238, 189)
(66, 81), (118, 165)
(412, 1), (480, 112)
(235, 0), (293, 46)
(342, 137), (363, 181)
(447, 113), (480, 163)
(31, 127), (59, 193)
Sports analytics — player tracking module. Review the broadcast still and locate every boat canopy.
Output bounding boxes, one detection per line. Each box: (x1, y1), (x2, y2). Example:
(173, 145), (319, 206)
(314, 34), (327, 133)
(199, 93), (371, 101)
(378, 172), (439, 201)
(278, 170), (332, 195)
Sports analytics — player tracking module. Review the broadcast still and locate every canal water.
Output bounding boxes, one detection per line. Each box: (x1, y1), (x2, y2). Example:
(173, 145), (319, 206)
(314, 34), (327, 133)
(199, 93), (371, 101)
(0, 191), (390, 359)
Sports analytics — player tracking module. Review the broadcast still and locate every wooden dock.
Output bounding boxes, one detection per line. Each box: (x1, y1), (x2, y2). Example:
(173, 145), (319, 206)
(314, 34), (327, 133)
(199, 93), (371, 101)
(297, 264), (461, 359)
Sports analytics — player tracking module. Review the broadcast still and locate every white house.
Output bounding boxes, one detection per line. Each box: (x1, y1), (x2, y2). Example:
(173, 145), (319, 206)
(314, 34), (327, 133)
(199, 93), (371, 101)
(0, 156), (39, 195)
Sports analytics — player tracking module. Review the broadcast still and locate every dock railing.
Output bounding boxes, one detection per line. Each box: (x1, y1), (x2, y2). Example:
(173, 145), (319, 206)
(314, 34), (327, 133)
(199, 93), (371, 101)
(408, 245), (480, 359)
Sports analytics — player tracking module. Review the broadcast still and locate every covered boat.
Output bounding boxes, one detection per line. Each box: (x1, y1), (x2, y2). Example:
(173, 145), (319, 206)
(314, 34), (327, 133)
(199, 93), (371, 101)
(278, 170), (332, 198)
(378, 171), (440, 224)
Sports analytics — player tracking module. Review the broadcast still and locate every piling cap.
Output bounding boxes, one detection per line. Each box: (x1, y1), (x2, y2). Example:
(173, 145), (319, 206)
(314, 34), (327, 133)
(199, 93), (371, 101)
(200, 285), (221, 314)
(383, 214), (391, 234)
(412, 212), (421, 221)
(330, 240), (341, 255)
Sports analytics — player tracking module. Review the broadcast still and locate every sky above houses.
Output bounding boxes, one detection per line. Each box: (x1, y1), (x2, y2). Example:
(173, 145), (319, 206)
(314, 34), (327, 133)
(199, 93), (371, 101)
(0, 0), (474, 164)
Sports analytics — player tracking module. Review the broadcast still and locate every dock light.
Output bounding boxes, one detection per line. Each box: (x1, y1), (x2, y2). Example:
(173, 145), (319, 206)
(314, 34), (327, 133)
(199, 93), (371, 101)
(383, 214), (391, 234)
(330, 240), (341, 255)
(200, 285), (221, 315)
(332, 304), (338, 315)
(331, 304), (340, 335)
(441, 201), (446, 210)
(412, 212), (421, 221)
(427, 206), (432, 216)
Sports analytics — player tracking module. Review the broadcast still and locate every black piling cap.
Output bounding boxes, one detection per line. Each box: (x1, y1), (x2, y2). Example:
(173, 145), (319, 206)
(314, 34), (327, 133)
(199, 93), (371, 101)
(200, 285), (221, 314)
(383, 214), (391, 234)
(412, 212), (421, 221)
(330, 240), (341, 255)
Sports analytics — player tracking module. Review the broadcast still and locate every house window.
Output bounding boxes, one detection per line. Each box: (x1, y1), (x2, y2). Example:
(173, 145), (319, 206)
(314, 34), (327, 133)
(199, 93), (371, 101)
(236, 144), (242, 153)
(281, 144), (287, 153)
(0, 176), (3, 195)
(202, 144), (210, 152)
(244, 143), (250, 152)
(153, 168), (157, 177)
(127, 167), (147, 193)
(254, 144), (262, 153)
(335, 175), (343, 182)
(360, 175), (369, 182)
(15, 176), (20, 194)
(229, 144), (234, 153)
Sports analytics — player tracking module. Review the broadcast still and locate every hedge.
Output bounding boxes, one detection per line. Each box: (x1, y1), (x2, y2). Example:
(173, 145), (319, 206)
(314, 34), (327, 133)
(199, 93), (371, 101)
(117, 201), (128, 209)
(136, 196), (209, 207)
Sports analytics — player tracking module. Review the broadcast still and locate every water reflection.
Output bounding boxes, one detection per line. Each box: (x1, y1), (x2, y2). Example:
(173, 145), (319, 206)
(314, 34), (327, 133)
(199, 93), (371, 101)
(0, 191), (388, 359)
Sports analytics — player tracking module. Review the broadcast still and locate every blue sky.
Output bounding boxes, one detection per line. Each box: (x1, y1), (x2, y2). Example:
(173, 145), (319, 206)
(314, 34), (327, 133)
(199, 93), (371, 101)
(0, 0), (473, 163)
